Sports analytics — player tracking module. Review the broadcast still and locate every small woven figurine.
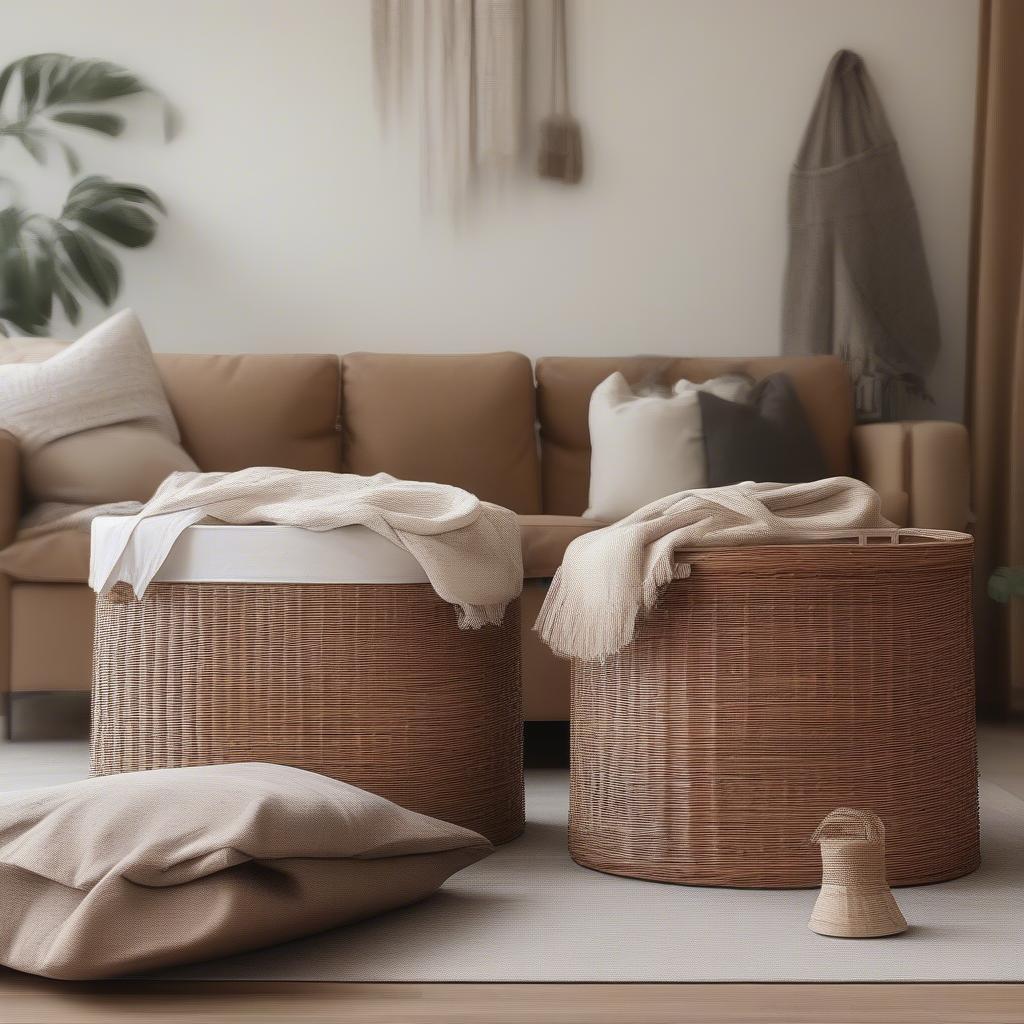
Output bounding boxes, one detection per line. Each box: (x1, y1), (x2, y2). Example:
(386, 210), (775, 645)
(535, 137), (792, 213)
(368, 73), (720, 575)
(809, 807), (908, 938)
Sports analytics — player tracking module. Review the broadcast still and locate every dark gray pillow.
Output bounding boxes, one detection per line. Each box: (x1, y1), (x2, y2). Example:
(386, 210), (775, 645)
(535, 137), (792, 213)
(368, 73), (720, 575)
(698, 373), (828, 487)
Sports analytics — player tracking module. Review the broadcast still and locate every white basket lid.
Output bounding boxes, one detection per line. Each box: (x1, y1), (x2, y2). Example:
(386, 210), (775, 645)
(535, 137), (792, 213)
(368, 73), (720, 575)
(90, 520), (428, 585)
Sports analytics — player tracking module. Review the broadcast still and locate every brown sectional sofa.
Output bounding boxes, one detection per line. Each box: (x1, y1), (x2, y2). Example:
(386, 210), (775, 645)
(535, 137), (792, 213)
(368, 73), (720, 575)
(0, 350), (971, 738)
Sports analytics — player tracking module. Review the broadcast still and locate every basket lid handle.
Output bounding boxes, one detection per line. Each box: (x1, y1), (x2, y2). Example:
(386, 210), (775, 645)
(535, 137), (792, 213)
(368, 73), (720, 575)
(811, 807), (885, 844)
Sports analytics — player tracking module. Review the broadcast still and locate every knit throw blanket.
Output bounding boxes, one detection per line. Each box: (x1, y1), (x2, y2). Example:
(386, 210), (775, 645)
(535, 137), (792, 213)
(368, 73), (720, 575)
(535, 476), (964, 663)
(88, 468), (523, 629)
(781, 50), (939, 414)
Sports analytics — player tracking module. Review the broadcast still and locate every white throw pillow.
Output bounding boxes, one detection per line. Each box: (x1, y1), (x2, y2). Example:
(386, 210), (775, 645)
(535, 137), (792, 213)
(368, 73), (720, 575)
(0, 309), (179, 451)
(584, 371), (752, 521)
(0, 309), (196, 505)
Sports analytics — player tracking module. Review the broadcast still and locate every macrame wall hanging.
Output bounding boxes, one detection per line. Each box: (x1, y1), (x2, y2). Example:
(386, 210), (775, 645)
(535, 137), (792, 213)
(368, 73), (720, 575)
(782, 50), (940, 421)
(372, 0), (527, 217)
(372, 1), (584, 217)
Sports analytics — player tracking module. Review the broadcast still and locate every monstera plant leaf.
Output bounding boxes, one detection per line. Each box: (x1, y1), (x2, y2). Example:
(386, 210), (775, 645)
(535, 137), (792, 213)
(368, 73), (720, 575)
(0, 177), (165, 335)
(989, 568), (1024, 604)
(0, 53), (173, 336)
(62, 176), (165, 248)
(0, 53), (174, 173)
(0, 207), (54, 334)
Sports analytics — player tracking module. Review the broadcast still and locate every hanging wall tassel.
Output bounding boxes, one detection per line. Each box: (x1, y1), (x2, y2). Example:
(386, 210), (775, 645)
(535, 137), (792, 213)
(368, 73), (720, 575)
(537, 0), (583, 184)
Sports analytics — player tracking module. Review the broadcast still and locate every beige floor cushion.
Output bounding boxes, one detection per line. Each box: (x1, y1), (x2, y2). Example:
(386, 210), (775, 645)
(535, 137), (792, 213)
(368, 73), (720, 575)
(0, 762), (492, 979)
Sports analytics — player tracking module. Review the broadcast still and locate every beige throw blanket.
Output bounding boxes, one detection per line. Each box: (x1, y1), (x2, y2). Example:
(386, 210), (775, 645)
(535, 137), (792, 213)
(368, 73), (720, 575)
(88, 468), (522, 629)
(535, 477), (965, 663)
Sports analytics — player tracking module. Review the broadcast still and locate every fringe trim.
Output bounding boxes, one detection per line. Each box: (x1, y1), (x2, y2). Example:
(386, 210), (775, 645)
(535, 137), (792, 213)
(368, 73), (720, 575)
(457, 601), (514, 630)
(534, 555), (692, 663)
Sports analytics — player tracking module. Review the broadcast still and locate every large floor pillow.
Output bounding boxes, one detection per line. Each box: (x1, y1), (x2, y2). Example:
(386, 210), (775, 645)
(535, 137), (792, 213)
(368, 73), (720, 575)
(0, 762), (492, 979)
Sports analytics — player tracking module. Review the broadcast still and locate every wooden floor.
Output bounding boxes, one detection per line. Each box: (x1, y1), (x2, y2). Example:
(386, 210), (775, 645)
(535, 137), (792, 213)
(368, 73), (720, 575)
(1, 977), (1023, 1023)
(2, 724), (1022, 1022)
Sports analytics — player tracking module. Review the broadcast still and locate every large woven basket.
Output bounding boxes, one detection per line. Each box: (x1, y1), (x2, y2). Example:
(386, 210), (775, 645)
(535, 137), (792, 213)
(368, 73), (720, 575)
(93, 583), (524, 844)
(569, 538), (979, 887)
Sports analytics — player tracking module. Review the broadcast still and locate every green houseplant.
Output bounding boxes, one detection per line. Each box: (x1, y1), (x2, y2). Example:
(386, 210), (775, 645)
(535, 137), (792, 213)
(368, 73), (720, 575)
(989, 567), (1024, 604)
(0, 53), (173, 336)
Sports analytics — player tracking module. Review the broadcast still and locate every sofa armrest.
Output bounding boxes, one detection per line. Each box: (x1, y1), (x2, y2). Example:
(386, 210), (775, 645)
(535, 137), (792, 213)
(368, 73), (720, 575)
(0, 430), (21, 548)
(852, 420), (971, 532)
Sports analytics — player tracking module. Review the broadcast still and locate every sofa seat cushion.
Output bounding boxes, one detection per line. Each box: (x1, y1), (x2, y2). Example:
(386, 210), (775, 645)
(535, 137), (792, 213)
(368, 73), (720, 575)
(0, 762), (492, 979)
(0, 530), (89, 583)
(519, 515), (604, 579)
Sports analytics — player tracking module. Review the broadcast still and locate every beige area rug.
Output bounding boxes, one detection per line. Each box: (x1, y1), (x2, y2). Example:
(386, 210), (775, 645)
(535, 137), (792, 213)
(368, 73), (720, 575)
(149, 770), (1024, 983)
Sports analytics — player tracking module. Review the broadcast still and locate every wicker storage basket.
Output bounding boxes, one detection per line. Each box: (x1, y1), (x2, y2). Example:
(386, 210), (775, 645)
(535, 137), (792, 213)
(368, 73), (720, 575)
(569, 538), (979, 887)
(93, 580), (524, 844)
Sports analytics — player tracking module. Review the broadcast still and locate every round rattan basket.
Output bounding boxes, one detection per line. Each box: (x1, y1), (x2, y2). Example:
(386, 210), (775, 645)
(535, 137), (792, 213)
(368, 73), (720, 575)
(93, 583), (524, 844)
(569, 538), (979, 887)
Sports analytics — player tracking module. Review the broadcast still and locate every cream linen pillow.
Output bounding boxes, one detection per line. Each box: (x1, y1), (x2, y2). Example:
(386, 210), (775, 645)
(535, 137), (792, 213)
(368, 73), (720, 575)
(0, 762), (492, 980)
(25, 423), (196, 505)
(585, 371), (752, 521)
(0, 309), (196, 503)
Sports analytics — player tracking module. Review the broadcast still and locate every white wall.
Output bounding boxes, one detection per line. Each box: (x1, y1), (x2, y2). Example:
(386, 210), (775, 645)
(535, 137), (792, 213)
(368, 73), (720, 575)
(3, 0), (978, 418)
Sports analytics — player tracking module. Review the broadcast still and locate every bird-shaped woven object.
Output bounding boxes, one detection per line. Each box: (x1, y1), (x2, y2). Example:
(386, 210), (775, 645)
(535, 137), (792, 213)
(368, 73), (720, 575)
(809, 807), (908, 938)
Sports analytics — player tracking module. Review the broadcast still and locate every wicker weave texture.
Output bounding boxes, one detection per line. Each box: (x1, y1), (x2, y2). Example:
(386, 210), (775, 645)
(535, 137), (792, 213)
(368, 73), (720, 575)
(93, 583), (524, 844)
(570, 541), (979, 888)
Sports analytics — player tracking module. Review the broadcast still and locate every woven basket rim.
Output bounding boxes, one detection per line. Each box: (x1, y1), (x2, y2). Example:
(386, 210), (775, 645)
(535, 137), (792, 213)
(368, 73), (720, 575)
(679, 536), (972, 553)
(676, 537), (972, 564)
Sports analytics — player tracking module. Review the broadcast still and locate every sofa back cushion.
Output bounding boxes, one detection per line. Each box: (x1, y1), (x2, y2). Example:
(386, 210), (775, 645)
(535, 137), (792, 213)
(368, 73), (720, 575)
(535, 355), (853, 515)
(341, 352), (541, 513)
(156, 354), (342, 472)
